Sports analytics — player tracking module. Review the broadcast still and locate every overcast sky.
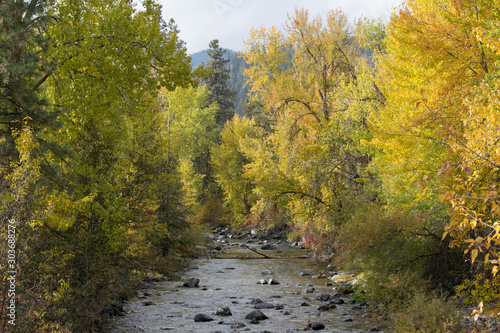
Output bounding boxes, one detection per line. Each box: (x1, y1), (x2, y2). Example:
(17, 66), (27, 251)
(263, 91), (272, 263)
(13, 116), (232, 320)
(156, 0), (405, 54)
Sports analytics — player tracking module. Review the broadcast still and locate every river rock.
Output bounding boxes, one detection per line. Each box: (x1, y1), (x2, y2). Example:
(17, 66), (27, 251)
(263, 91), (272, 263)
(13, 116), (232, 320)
(213, 306), (232, 316)
(311, 322), (326, 330)
(318, 294), (330, 301)
(194, 313), (214, 322)
(183, 278), (200, 288)
(249, 318), (260, 324)
(257, 279), (268, 284)
(250, 298), (263, 304)
(262, 269), (274, 275)
(245, 310), (269, 321)
(329, 297), (344, 305)
(317, 305), (330, 311)
(231, 322), (246, 329)
(254, 302), (275, 309)
(298, 272), (310, 276)
(261, 244), (277, 250)
(304, 286), (315, 293)
(268, 278), (280, 285)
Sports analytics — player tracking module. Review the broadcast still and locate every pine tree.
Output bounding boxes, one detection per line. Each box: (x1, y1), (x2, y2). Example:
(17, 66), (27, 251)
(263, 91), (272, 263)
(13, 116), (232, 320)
(206, 39), (235, 126)
(0, 0), (53, 162)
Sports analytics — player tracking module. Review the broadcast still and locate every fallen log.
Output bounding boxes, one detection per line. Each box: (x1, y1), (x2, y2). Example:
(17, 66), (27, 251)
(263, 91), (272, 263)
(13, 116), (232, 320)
(241, 244), (271, 258)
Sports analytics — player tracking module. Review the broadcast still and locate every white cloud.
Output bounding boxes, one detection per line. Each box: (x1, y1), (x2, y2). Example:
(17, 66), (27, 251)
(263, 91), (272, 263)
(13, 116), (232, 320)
(157, 0), (404, 54)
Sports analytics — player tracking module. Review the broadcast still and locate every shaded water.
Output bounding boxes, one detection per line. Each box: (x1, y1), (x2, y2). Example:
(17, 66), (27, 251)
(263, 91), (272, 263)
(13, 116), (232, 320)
(105, 238), (383, 332)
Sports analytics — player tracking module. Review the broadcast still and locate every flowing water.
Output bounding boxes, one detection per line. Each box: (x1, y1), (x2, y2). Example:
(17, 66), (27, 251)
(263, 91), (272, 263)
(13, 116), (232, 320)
(105, 235), (384, 333)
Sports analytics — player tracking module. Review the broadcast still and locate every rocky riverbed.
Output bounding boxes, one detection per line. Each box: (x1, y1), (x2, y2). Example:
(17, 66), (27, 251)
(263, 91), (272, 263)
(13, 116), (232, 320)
(104, 229), (387, 332)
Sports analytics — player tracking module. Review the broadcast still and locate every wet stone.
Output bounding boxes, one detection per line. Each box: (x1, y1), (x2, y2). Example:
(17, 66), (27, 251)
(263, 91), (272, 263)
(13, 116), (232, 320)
(194, 314), (214, 322)
(261, 244), (277, 250)
(329, 298), (344, 305)
(254, 302), (275, 309)
(311, 322), (326, 330)
(304, 286), (315, 293)
(245, 310), (269, 321)
(183, 278), (200, 288)
(213, 306), (232, 316)
(231, 322), (246, 329)
(268, 278), (280, 285)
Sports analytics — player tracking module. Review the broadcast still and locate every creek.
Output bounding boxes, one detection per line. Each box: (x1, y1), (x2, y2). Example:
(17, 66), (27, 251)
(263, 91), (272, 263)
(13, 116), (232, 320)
(105, 232), (384, 332)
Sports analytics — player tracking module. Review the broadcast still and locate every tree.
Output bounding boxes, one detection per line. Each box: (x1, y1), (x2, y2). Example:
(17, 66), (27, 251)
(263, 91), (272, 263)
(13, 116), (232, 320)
(241, 8), (382, 243)
(205, 39), (236, 126)
(212, 115), (261, 225)
(0, 0), (55, 170)
(371, 0), (500, 311)
(1, 0), (197, 330)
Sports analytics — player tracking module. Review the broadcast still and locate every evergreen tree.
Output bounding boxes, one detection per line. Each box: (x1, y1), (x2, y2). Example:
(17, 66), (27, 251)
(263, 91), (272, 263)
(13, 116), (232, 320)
(0, 0), (53, 162)
(206, 39), (235, 126)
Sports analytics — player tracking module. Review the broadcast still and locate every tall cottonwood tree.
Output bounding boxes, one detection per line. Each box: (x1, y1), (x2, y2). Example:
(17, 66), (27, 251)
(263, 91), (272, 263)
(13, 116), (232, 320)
(371, 0), (500, 310)
(239, 8), (383, 242)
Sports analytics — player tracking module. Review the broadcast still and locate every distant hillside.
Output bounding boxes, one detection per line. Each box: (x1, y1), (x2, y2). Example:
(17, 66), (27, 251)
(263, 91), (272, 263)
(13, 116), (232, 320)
(190, 49), (238, 69)
(191, 49), (249, 117)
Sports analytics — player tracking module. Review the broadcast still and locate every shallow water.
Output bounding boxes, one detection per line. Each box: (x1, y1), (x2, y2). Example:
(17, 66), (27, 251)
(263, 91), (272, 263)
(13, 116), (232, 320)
(105, 238), (383, 332)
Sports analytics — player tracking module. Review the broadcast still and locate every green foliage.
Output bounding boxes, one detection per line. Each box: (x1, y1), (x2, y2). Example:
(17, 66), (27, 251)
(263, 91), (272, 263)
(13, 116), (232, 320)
(0, 0), (203, 331)
(364, 270), (431, 314)
(392, 292), (462, 333)
(211, 115), (261, 225)
(238, 7), (384, 245)
(0, 0), (54, 161)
